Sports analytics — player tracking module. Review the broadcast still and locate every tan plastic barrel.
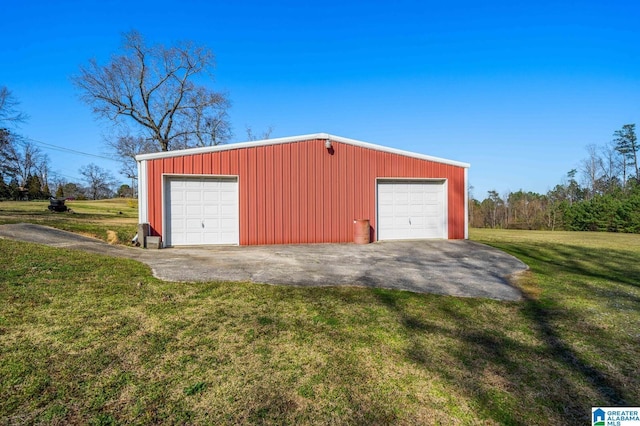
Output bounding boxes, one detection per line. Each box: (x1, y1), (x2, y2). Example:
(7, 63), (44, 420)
(353, 219), (370, 244)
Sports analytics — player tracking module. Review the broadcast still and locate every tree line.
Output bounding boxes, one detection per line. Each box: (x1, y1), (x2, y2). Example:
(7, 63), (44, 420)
(1, 88), (129, 201)
(470, 124), (640, 233)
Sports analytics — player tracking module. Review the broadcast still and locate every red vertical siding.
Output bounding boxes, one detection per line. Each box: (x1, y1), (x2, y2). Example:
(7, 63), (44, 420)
(145, 138), (467, 244)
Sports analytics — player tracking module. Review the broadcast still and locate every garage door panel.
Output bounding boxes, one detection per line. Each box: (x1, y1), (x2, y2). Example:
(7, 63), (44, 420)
(185, 191), (201, 202)
(378, 190), (394, 200)
(409, 192), (423, 202)
(378, 184), (394, 193)
(220, 204), (236, 215)
(410, 216), (425, 226)
(203, 205), (219, 215)
(185, 233), (203, 245)
(204, 217), (220, 226)
(220, 191), (236, 201)
(409, 204), (425, 214)
(170, 204), (185, 214)
(395, 204), (409, 215)
(203, 194), (220, 203)
(395, 193), (409, 203)
(166, 177), (239, 246)
(378, 180), (446, 240)
(220, 217), (236, 227)
(186, 205), (202, 215)
(185, 218), (202, 228)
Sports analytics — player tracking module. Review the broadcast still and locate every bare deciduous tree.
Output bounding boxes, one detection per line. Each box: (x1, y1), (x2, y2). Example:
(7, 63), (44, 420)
(13, 141), (45, 186)
(73, 30), (232, 152)
(107, 134), (158, 180)
(0, 86), (28, 125)
(186, 90), (232, 147)
(599, 141), (621, 193)
(0, 128), (19, 180)
(245, 125), (274, 141)
(79, 163), (117, 200)
(1, 87), (27, 181)
(1, 137), (49, 188)
(580, 144), (604, 198)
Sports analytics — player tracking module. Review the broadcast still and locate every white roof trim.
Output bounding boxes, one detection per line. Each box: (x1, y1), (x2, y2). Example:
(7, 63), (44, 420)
(135, 133), (470, 168)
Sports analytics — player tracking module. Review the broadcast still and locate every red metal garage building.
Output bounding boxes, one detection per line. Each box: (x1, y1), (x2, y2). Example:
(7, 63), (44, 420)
(136, 133), (470, 246)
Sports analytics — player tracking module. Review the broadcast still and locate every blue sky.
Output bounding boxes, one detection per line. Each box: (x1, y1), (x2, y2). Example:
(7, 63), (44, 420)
(2, 0), (639, 198)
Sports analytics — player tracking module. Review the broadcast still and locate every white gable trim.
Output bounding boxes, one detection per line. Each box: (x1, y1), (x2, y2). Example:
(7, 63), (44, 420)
(135, 133), (470, 169)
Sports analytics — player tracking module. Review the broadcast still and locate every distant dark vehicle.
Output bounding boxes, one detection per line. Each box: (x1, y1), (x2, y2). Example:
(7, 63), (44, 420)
(48, 198), (68, 212)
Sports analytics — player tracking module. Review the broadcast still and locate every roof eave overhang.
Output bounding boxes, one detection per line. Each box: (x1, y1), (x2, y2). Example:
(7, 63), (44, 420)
(135, 132), (470, 169)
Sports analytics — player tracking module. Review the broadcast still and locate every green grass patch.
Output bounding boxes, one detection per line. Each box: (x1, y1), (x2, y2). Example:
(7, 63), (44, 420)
(1, 230), (639, 424)
(0, 199), (137, 244)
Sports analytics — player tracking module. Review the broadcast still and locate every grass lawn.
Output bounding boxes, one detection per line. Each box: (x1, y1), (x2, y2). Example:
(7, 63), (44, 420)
(0, 204), (639, 424)
(0, 199), (138, 244)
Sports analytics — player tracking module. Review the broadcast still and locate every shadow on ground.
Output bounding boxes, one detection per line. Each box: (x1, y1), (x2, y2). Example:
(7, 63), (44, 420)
(370, 241), (639, 424)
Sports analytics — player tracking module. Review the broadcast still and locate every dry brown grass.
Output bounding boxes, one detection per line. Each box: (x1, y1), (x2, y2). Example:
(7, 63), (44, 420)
(106, 230), (119, 245)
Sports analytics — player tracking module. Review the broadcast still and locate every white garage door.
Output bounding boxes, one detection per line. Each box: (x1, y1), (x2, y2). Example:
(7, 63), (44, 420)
(165, 177), (239, 246)
(377, 180), (446, 240)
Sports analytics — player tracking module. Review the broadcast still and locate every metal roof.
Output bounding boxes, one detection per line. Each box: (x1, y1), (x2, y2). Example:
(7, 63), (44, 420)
(135, 133), (470, 168)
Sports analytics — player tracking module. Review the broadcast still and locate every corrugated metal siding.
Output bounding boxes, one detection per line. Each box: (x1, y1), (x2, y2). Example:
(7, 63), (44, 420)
(145, 138), (467, 244)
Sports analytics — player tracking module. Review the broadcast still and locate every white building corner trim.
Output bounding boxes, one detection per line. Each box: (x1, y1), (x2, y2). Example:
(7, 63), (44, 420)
(138, 160), (148, 223)
(464, 167), (469, 239)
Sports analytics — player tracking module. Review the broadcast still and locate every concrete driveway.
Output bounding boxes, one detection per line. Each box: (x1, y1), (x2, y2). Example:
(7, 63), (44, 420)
(0, 223), (527, 300)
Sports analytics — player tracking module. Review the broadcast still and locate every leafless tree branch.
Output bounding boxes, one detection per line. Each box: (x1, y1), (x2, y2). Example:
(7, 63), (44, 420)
(73, 30), (232, 151)
(0, 87), (28, 125)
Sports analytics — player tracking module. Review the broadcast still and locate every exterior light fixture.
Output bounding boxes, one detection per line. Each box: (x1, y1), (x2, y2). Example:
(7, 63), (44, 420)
(324, 139), (332, 149)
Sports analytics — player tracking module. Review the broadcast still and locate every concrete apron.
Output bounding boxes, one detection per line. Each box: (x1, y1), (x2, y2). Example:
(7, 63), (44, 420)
(0, 223), (527, 301)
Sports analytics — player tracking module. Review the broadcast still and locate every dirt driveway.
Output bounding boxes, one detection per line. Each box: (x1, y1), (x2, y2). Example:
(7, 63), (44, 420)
(0, 223), (527, 300)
